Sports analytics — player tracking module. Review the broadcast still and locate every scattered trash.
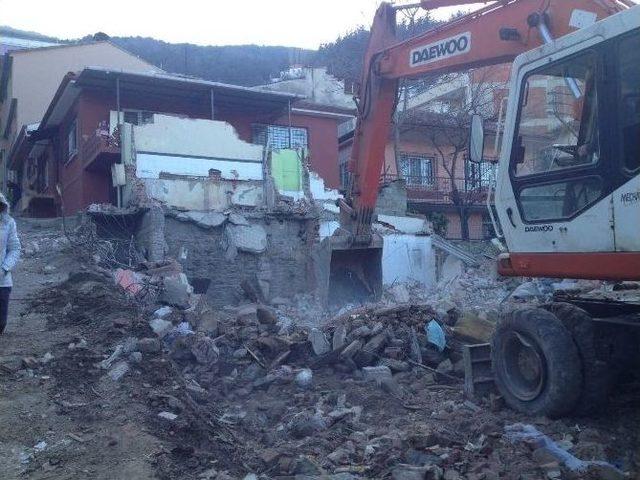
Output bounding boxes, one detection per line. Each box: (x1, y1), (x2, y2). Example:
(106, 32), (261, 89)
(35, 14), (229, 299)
(154, 306), (173, 318)
(158, 411), (178, 421)
(40, 352), (54, 364)
(98, 345), (124, 369)
(510, 281), (543, 300)
(107, 361), (130, 381)
(294, 368), (313, 389)
(150, 318), (172, 337)
(308, 328), (330, 355)
(425, 319), (446, 352)
(163, 322), (194, 346)
(505, 424), (628, 477)
(33, 441), (47, 453)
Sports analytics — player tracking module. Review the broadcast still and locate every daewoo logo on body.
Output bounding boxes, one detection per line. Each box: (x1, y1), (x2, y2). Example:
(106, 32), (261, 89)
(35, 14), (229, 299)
(410, 32), (472, 68)
(525, 225), (554, 233)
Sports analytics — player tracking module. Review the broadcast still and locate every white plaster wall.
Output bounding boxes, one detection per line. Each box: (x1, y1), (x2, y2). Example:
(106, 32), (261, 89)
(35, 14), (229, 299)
(142, 178), (263, 211)
(123, 115), (267, 210)
(310, 171), (341, 201)
(377, 214), (431, 234)
(382, 234), (435, 288)
(133, 114), (264, 163)
(318, 220), (436, 287)
(259, 67), (356, 110)
(319, 221), (340, 240)
(136, 153), (263, 180)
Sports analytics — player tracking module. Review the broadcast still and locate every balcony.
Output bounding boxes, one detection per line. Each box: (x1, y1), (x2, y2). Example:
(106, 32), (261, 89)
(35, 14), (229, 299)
(81, 126), (120, 172)
(380, 173), (492, 206)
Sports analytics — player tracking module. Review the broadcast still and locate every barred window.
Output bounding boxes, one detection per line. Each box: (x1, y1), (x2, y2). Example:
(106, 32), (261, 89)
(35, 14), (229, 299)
(123, 110), (155, 126)
(399, 153), (434, 186)
(339, 162), (350, 189)
(252, 124), (308, 150)
(465, 159), (494, 189)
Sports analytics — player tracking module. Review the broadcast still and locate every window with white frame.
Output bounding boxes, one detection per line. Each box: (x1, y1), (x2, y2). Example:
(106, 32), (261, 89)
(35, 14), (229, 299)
(399, 153), (434, 186)
(123, 110), (155, 126)
(67, 118), (78, 161)
(252, 124), (308, 150)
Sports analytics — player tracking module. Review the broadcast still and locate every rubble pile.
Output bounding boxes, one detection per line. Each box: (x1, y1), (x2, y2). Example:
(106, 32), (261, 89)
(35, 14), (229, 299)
(15, 246), (639, 479)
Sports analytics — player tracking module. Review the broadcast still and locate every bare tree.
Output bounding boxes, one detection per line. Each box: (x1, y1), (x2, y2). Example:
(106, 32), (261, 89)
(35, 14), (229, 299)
(400, 67), (505, 240)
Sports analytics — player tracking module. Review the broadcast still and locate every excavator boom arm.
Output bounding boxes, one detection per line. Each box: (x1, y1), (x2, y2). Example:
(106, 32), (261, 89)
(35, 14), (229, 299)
(322, 0), (630, 306)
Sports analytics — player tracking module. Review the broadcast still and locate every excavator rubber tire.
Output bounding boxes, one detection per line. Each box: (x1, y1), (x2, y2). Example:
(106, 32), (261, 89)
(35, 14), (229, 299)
(541, 302), (614, 416)
(492, 307), (582, 418)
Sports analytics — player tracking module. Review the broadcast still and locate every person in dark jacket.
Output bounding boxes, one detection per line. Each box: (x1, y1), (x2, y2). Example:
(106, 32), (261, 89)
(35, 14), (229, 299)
(0, 193), (21, 334)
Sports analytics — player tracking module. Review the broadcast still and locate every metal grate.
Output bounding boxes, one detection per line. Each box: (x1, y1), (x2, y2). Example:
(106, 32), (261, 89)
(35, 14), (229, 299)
(399, 153), (435, 186)
(252, 124), (308, 150)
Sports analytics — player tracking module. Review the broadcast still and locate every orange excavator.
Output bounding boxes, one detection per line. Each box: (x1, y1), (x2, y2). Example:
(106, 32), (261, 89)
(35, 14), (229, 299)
(323, 0), (639, 416)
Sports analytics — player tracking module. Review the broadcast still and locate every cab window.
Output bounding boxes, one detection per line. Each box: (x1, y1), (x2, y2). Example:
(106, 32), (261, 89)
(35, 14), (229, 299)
(513, 53), (599, 177)
(618, 32), (640, 172)
(519, 177), (602, 222)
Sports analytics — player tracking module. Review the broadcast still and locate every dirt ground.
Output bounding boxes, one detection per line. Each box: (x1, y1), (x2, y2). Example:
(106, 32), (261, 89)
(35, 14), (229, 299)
(0, 218), (638, 480)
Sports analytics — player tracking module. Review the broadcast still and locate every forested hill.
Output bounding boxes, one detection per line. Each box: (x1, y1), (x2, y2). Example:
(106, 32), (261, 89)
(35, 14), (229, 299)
(316, 14), (441, 84)
(110, 37), (312, 86)
(2, 13), (443, 87)
(0, 26), (312, 86)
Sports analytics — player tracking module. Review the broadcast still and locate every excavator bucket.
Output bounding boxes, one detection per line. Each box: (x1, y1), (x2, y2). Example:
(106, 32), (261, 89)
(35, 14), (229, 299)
(315, 233), (383, 307)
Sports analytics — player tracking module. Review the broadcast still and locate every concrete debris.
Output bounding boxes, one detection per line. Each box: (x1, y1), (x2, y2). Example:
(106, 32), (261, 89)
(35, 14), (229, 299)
(295, 368), (313, 389)
(138, 337), (162, 353)
(225, 224), (267, 254)
(22, 357), (39, 369)
(510, 281), (544, 300)
(332, 324), (347, 350)
(162, 274), (193, 309)
(362, 365), (393, 384)
(228, 213), (250, 226)
(98, 345), (124, 369)
(308, 328), (331, 355)
(33, 441), (48, 453)
(177, 211), (227, 229)
(506, 423), (629, 479)
(158, 411), (178, 421)
(122, 337), (139, 354)
(15, 218), (637, 480)
(388, 284), (411, 304)
(154, 306), (173, 318)
(452, 313), (495, 344)
(191, 334), (220, 365)
(392, 465), (443, 480)
(107, 360), (130, 381)
(41, 352), (54, 364)
(150, 318), (172, 337)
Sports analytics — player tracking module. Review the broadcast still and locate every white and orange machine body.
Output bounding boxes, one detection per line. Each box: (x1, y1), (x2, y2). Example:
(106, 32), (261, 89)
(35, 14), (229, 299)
(341, 0), (639, 416)
(494, 5), (640, 281)
(328, 0), (637, 302)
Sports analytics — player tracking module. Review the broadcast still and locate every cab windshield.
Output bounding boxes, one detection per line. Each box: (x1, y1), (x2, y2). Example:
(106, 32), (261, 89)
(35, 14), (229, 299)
(513, 52), (599, 177)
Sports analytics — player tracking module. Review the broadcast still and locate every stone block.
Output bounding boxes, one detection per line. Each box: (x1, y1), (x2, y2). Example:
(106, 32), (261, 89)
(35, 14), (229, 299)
(226, 224), (267, 254)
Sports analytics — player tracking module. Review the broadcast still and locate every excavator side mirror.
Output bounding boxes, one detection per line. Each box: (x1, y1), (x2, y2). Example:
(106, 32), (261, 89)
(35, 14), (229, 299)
(468, 113), (485, 163)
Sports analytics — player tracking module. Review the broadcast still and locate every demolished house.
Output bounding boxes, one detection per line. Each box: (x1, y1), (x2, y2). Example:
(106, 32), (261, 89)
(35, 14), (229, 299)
(7, 66), (473, 309)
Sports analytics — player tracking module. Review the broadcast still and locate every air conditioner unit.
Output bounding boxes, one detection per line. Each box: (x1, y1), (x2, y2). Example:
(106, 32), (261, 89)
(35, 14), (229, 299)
(111, 163), (126, 187)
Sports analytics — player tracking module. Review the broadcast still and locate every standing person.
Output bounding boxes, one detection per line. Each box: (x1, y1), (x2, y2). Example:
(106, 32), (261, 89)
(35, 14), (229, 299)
(0, 193), (20, 335)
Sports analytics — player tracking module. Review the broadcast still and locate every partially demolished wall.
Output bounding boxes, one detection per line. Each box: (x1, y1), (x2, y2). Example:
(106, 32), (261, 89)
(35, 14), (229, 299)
(163, 211), (317, 307)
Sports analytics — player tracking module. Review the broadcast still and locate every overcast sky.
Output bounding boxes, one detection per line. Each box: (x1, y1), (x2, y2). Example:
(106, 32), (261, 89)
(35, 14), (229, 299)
(0, 0), (488, 49)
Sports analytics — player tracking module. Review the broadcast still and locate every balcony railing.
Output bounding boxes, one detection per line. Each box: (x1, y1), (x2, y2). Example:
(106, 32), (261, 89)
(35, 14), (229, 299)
(380, 173), (492, 205)
(81, 127), (120, 170)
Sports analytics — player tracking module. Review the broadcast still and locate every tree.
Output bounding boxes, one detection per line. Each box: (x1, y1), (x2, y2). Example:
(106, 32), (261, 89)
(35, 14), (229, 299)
(315, 14), (439, 85)
(401, 68), (505, 240)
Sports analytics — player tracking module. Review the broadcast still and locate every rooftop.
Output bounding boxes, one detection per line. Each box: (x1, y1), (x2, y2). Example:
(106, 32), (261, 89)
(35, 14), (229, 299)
(38, 67), (305, 132)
